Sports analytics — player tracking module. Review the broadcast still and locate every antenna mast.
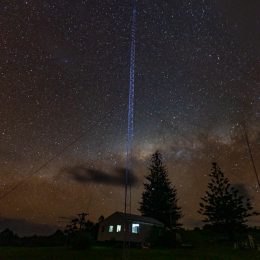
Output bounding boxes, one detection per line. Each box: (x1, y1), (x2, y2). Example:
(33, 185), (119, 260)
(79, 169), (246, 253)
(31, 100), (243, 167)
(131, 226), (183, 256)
(242, 124), (260, 188)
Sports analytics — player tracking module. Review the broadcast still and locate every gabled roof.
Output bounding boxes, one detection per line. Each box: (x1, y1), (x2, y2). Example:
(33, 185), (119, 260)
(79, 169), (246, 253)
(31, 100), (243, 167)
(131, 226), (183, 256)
(104, 211), (164, 226)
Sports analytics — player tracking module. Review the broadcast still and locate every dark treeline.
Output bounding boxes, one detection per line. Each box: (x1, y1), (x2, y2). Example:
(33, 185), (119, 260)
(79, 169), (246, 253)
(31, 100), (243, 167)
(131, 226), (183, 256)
(0, 213), (102, 248)
(0, 228), (66, 247)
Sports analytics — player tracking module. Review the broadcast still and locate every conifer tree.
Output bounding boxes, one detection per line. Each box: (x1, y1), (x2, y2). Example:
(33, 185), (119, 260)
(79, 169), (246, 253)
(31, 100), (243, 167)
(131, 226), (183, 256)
(139, 151), (182, 228)
(199, 162), (258, 234)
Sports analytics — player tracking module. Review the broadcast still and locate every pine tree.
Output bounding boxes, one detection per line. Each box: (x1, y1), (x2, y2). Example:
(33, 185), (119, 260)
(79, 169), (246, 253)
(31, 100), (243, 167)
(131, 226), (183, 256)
(139, 151), (182, 229)
(198, 162), (258, 234)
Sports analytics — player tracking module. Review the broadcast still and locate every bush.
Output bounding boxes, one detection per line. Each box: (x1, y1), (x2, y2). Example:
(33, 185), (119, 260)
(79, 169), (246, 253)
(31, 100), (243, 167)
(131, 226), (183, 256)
(147, 227), (182, 248)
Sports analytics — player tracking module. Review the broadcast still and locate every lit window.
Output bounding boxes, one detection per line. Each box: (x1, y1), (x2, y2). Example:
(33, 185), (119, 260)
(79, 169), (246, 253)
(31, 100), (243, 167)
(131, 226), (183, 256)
(108, 225), (113, 232)
(132, 223), (140, 234)
(116, 225), (121, 232)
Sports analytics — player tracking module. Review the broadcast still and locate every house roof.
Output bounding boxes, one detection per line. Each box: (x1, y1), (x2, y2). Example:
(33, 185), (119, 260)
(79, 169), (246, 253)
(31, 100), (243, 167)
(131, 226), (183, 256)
(104, 211), (164, 226)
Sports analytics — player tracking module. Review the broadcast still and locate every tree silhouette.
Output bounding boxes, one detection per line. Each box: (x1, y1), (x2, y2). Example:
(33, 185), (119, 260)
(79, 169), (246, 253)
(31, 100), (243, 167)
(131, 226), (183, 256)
(0, 229), (18, 246)
(92, 215), (105, 240)
(139, 151), (182, 229)
(64, 212), (94, 249)
(64, 212), (94, 235)
(198, 162), (258, 236)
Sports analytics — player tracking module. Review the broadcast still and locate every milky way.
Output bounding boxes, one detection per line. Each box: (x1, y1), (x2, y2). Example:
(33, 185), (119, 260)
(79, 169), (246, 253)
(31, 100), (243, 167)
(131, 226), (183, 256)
(0, 0), (259, 234)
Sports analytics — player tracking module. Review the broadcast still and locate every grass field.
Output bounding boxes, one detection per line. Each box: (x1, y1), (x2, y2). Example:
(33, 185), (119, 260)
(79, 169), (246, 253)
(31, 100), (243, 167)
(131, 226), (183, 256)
(0, 246), (260, 260)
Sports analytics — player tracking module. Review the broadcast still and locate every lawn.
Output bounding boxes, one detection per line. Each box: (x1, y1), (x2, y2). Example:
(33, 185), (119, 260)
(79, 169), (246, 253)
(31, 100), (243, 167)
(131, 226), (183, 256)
(0, 246), (260, 260)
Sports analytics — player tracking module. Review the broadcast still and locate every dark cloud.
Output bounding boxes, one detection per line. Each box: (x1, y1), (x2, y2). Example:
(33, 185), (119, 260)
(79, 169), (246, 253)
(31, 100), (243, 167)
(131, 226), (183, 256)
(0, 217), (57, 237)
(60, 165), (139, 187)
(232, 183), (251, 199)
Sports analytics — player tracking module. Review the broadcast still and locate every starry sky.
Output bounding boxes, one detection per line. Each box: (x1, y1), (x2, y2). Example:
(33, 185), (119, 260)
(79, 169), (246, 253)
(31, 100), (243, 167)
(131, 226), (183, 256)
(1, 0), (260, 235)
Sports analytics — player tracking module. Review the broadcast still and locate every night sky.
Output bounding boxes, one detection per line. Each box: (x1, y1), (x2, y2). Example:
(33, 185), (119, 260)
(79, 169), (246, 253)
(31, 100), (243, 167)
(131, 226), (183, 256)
(1, 0), (260, 235)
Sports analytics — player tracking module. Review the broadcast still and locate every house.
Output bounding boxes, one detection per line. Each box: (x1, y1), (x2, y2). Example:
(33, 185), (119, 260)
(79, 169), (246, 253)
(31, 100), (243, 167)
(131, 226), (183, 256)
(97, 211), (164, 244)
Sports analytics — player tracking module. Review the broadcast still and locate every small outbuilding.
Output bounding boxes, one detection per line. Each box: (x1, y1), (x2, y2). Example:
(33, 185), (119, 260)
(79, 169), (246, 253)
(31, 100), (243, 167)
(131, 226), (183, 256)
(97, 211), (164, 244)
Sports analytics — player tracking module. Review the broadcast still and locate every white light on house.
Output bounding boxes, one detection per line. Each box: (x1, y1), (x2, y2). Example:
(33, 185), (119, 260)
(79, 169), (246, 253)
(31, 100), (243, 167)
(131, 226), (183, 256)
(116, 225), (121, 232)
(132, 223), (139, 234)
(108, 225), (113, 232)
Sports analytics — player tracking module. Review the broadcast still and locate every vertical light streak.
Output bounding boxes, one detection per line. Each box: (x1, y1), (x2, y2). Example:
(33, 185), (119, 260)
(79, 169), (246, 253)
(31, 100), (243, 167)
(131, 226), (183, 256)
(123, 2), (137, 257)
(125, 1), (137, 216)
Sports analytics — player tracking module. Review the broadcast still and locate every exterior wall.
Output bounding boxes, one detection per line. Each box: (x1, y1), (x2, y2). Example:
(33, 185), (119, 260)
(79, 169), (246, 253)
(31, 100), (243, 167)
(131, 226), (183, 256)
(98, 214), (159, 243)
(98, 215), (125, 242)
